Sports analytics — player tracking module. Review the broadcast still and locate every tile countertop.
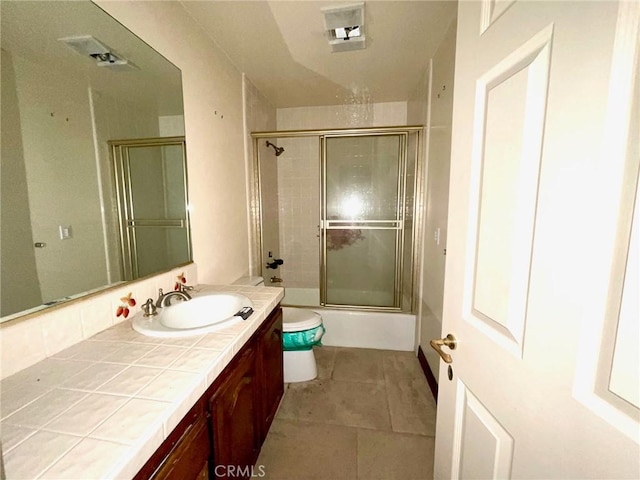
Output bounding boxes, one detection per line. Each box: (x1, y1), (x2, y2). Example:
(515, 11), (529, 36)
(0, 284), (284, 480)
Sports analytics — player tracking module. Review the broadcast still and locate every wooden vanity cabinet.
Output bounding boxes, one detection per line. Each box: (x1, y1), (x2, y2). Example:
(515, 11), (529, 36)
(209, 306), (283, 479)
(208, 341), (260, 478)
(133, 305), (284, 480)
(134, 400), (210, 480)
(256, 307), (284, 442)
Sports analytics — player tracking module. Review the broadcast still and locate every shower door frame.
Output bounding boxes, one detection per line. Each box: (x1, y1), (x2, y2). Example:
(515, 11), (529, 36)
(250, 126), (424, 313)
(110, 136), (192, 280)
(320, 131), (408, 310)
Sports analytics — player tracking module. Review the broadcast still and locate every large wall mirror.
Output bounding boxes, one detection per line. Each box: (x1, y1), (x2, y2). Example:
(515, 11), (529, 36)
(1, 1), (189, 321)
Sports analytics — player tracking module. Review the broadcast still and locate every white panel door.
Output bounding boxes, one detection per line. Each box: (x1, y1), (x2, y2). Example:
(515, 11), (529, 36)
(434, 1), (640, 478)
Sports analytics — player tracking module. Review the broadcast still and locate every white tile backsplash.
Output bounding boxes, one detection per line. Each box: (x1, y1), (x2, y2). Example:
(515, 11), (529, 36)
(41, 307), (84, 357)
(0, 264), (197, 380)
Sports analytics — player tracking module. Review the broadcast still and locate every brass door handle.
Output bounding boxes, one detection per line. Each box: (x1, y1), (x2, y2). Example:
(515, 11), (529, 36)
(430, 334), (457, 364)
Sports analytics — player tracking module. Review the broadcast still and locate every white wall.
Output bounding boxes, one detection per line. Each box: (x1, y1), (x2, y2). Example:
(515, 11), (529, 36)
(277, 101), (408, 131)
(411, 18), (458, 380)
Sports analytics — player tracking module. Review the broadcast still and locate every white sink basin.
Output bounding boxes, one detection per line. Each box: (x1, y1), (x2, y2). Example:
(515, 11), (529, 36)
(160, 293), (251, 329)
(132, 292), (253, 338)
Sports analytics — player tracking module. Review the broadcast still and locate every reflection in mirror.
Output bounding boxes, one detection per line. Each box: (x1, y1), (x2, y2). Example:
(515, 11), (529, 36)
(111, 137), (191, 280)
(0, 1), (188, 321)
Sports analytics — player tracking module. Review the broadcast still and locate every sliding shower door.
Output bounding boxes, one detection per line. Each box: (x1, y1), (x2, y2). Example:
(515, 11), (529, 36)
(321, 133), (406, 309)
(111, 137), (191, 280)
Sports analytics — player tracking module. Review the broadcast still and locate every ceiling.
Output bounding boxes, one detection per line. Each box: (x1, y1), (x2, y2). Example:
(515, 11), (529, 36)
(179, 1), (458, 108)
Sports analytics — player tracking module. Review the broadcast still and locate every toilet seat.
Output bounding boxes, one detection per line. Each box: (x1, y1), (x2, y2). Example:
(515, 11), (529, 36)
(282, 308), (322, 332)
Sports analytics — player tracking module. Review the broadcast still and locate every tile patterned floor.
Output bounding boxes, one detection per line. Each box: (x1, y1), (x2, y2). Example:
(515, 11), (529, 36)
(257, 347), (437, 480)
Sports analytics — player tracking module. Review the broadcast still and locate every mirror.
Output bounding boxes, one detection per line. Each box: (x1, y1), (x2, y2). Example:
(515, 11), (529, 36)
(0, 1), (188, 321)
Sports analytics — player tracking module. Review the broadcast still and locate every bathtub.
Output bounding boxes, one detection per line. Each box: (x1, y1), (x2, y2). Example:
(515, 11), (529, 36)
(310, 308), (415, 351)
(281, 287), (415, 351)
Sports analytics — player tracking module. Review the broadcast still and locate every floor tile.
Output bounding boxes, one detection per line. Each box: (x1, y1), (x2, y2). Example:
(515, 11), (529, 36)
(314, 346), (337, 380)
(257, 418), (357, 479)
(333, 348), (385, 385)
(356, 429), (435, 480)
(260, 347), (437, 479)
(277, 379), (391, 430)
(383, 353), (437, 435)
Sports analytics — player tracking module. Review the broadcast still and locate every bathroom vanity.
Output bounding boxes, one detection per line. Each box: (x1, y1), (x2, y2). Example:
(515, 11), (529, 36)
(0, 285), (284, 479)
(134, 306), (283, 479)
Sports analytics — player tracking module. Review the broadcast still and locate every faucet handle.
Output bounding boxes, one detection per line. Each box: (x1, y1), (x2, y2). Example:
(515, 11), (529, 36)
(142, 298), (158, 317)
(175, 283), (193, 298)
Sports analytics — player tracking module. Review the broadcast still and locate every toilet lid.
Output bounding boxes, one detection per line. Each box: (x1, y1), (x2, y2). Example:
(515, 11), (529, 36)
(282, 309), (322, 332)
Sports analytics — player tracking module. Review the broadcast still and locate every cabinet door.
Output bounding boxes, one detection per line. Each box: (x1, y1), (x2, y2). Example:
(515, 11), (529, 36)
(209, 344), (259, 479)
(257, 307), (284, 443)
(134, 401), (209, 480)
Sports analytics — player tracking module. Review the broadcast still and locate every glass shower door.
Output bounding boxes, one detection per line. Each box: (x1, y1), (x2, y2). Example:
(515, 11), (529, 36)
(112, 137), (191, 279)
(321, 134), (406, 309)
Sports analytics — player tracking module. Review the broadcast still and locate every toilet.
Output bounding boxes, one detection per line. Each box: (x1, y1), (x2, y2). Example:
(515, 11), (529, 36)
(281, 307), (325, 382)
(232, 276), (325, 382)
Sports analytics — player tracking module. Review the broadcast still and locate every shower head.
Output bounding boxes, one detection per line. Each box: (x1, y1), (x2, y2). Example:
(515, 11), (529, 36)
(266, 141), (285, 156)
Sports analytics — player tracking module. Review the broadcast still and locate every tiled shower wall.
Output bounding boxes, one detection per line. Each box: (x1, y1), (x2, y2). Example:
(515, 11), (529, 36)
(274, 102), (408, 291)
(276, 137), (320, 288)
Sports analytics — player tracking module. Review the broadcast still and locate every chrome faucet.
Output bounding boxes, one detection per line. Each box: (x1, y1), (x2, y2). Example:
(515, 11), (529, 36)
(155, 288), (191, 308)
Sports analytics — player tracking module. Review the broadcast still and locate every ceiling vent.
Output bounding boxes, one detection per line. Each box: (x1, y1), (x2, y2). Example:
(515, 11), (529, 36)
(58, 35), (137, 70)
(321, 3), (366, 53)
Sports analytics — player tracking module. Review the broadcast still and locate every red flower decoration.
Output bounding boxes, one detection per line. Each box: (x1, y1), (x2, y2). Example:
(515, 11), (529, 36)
(116, 292), (136, 318)
(175, 272), (187, 290)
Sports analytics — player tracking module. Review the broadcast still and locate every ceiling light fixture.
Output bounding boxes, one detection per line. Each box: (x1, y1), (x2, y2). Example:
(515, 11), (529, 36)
(59, 35), (137, 70)
(322, 3), (366, 53)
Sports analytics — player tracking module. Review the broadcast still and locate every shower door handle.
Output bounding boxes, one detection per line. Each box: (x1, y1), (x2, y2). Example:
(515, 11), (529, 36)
(430, 334), (457, 364)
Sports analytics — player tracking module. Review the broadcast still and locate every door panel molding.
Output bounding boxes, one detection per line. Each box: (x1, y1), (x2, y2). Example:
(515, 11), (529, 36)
(464, 25), (553, 358)
(480, 0), (516, 35)
(452, 380), (514, 479)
